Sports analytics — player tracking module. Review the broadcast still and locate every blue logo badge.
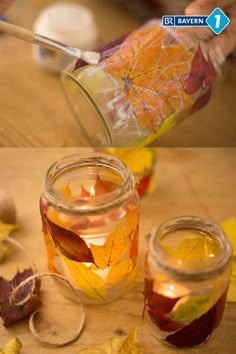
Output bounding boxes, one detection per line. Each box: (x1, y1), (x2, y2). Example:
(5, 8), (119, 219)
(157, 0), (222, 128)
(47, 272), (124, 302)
(206, 7), (230, 34)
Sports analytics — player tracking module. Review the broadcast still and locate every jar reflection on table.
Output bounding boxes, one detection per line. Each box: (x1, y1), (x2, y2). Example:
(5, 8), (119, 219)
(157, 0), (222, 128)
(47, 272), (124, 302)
(40, 153), (139, 304)
(61, 20), (224, 147)
(144, 216), (232, 348)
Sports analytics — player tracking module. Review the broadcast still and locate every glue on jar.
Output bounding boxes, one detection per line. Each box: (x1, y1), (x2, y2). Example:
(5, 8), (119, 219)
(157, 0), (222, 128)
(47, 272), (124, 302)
(33, 2), (99, 73)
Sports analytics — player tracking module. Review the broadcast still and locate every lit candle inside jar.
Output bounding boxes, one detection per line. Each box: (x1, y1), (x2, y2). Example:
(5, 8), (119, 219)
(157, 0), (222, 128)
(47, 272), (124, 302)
(40, 153), (139, 304)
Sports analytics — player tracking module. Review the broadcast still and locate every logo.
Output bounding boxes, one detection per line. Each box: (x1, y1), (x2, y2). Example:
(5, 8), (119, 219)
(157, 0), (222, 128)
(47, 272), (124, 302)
(162, 7), (230, 35)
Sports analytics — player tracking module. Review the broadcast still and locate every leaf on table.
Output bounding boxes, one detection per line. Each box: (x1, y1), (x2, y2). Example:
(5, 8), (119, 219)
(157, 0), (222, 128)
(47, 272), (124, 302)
(63, 257), (107, 300)
(221, 217), (236, 302)
(221, 217), (236, 255)
(0, 221), (18, 263)
(168, 295), (211, 323)
(0, 268), (41, 326)
(104, 23), (193, 132)
(90, 208), (138, 269)
(0, 337), (22, 354)
(77, 328), (143, 353)
(0, 221), (18, 243)
(44, 216), (95, 263)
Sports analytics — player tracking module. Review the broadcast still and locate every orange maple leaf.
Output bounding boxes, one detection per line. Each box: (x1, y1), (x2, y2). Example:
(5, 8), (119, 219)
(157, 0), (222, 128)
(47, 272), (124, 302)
(104, 22), (194, 132)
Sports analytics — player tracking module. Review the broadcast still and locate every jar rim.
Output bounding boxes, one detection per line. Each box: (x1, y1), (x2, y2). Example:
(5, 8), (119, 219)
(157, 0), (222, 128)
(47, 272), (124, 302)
(149, 215), (232, 281)
(42, 152), (137, 214)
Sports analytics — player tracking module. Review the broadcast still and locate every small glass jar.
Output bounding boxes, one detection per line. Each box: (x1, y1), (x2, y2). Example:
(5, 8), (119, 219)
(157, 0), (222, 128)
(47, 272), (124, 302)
(40, 152), (139, 304)
(61, 20), (225, 147)
(144, 216), (232, 348)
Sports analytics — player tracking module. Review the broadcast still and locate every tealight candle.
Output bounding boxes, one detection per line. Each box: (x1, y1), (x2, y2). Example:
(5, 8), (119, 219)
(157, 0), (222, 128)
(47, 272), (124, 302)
(40, 153), (139, 304)
(144, 216), (232, 348)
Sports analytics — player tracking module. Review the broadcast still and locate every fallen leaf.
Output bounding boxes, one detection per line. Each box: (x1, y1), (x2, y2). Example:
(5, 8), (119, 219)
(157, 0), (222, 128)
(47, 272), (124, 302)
(63, 258), (107, 301)
(77, 328), (143, 353)
(0, 221), (18, 243)
(0, 337), (22, 354)
(221, 217), (236, 301)
(221, 217), (236, 255)
(0, 268), (41, 326)
(0, 221), (18, 263)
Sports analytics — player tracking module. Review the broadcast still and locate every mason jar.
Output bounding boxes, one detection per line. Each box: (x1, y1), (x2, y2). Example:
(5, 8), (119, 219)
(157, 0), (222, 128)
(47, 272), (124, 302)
(40, 152), (139, 304)
(61, 19), (225, 147)
(144, 216), (232, 348)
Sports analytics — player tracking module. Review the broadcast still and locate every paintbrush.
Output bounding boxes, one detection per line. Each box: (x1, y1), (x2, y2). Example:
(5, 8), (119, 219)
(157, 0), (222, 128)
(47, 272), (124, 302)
(0, 20), (100, 65)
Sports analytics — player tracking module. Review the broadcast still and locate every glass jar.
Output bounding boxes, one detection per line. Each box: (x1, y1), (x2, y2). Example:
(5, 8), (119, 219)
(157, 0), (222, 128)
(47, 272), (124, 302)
(144, 216), (232, 348)
(61, 20), (225, 147)
(40, 152), (139, 304)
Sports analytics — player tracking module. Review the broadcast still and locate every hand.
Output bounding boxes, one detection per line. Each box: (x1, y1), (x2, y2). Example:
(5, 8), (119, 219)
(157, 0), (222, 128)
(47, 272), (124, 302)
(0, 0), (14, 16)
(186, 0), (236, 57)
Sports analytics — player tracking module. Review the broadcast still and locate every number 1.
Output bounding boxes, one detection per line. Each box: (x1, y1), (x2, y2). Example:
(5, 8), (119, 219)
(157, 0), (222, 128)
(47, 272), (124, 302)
(215, 14), (221, 28)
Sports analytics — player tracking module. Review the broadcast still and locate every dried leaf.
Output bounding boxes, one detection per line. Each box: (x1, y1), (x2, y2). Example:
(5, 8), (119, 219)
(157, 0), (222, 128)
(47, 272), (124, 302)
(78, 328), (143, 353)
(184, 46), (217, 95)
(0, 221), (18, 243)
(221, 217), (236, 302)
(107, 259), (133, 285)
(0, 221), (18, 263)
(63, 258), (107, 301)
(0, 337), (22, 354)
(169, 295), (211, 323)
(105, 23), (193, 132)
(90, 209), (138, 269)
(0, 268), (41, 326)
(221, 217), (236, 255)
(163, 236), (220, 261)
(44, 216), (95, 263)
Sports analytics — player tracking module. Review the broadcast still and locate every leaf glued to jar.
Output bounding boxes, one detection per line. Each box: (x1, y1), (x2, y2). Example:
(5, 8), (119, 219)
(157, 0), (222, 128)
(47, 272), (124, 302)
(44, 216), (95, 264)
(0, 268), (41, 326)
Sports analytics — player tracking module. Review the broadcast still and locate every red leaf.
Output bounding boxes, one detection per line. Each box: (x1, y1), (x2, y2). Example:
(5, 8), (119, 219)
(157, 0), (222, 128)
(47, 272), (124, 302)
(185, 46), (217, 95)
(130, 226), (139, 261)
(0, 268), (41, 326)
(191, 87), (212, 114)
(45, 216), (95, 263)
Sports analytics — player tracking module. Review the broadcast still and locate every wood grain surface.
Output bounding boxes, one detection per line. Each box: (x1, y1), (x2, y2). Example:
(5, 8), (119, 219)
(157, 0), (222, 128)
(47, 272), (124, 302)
(0, 0), (235, 147)
(0, 147), (235, 353)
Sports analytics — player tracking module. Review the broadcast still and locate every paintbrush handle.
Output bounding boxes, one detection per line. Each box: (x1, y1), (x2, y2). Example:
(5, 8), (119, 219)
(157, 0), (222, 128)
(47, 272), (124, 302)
(0, 20), (35, 43)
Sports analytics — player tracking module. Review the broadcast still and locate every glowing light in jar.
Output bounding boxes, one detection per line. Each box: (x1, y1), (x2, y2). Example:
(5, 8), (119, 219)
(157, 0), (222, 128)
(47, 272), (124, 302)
(90, 185), (96, 196)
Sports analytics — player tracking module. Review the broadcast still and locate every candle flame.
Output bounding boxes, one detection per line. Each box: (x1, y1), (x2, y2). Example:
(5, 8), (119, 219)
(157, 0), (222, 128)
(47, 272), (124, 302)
(90, 185), (96, 196)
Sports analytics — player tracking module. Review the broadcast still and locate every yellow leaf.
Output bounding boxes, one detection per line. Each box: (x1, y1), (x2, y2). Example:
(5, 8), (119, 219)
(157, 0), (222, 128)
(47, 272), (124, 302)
(227, 275), (236, 302)
(1, 338), (22, 354)
(59, 182), (72, 195)
(90, 208), (138, 269)
(108, 259), (133, 285)
(0, 243), (8, 263)
(163, 236), (221, 261)
(119, 328), (143, 354)
(63, 257), (107, 300)
(221, 217), (236, 256)
(77, 328), (143, 354)
(0, 221), (18, 243)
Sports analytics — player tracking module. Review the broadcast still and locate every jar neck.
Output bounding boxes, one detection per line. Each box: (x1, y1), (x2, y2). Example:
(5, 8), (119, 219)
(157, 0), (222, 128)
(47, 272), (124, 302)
(42, 152), (137, 215)
(149, 216), (232, 281)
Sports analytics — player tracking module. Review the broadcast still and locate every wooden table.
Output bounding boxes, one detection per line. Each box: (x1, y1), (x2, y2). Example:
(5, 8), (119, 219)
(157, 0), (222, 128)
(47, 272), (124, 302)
(0, 148), (236, 353)
(0, 0), (236, 147)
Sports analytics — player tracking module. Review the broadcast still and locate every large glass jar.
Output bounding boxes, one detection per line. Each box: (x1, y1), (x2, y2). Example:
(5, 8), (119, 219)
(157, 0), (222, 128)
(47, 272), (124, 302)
(144, 216), (232, 348)
(40, 152), (139, 304)
(61, 20), (224, 147)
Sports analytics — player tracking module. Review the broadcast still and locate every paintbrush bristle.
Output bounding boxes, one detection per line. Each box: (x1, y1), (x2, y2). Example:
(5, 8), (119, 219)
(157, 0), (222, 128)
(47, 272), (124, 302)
(81, 51), (100, 65)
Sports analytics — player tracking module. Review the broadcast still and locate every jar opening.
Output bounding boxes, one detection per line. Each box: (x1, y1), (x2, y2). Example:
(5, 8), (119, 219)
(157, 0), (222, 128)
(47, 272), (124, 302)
(43, 152), (136, 214)
(149, 216), (232, 280)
